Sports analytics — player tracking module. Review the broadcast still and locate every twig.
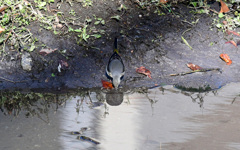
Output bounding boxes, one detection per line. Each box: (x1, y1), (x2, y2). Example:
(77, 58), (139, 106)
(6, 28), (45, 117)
(208, 8), (218, 14)
(181, 19), (194, 26)
(181, 36), (193, 50)
(4, 29), (13, 43)
(12, 29), (23, 45)
(1, 42), (6, 61)
(188, 5), (219, 14)
(182, 28), (192, 36)
(231, 96), (238, 104)
(170, 68), (221, 76)
(88, 91), (93, 103)
(0, 76), (28, 83)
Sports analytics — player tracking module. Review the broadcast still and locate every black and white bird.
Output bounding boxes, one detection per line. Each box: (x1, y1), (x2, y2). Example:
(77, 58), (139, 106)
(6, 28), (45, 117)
(106, 38), (125, 89)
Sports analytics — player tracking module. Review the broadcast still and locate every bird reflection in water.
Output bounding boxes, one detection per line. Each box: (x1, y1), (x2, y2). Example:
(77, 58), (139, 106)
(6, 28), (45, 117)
(105, 90), (124, 106)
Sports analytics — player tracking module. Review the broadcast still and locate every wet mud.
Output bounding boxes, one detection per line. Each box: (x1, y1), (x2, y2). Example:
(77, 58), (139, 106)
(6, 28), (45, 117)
(0, 1), (239, 92)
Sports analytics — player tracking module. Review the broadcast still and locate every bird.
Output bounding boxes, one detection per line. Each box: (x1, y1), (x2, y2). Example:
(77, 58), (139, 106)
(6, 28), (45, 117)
(106, 38), (125, 89)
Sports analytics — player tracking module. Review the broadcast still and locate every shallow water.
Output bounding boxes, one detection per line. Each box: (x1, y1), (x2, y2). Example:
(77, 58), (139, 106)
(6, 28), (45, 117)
(1, 83), (240, 150)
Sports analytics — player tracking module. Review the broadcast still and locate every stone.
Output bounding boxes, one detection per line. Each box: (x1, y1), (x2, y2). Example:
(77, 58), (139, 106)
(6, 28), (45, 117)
(21, 53), (32, 71)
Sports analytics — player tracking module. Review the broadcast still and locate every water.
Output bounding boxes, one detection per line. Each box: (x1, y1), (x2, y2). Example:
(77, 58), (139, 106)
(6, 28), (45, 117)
(1, 83), (240, 150)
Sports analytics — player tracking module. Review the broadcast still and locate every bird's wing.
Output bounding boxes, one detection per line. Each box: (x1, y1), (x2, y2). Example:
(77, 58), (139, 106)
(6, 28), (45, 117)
(107, 52), (124, 72)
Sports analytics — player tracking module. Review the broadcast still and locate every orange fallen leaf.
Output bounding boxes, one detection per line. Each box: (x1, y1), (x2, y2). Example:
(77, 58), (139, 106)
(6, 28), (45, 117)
(0, 5), (8, 13)
(0, 26), (5, 34)
(136, 66), (152, 79)
(220, 54), (232, 65)
(219, 0), (229, 14)
(187, 63), (202, 71)
(159, 0), (168, 4)
(101, 80), (113, 89)
(39, 48), (57, 56)
(226, 30), (240, 37)
(225, 40), (237, 47)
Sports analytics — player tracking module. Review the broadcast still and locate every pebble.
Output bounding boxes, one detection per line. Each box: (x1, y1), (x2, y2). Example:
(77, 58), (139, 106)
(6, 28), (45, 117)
(21, 53), (32, 71)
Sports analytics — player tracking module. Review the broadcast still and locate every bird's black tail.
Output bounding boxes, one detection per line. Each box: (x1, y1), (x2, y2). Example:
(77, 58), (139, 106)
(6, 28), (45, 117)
(114, 37), (119, 53)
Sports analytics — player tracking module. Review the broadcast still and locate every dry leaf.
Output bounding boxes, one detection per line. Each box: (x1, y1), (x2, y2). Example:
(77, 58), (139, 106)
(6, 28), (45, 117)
(52, 14), (63, 29)
(187, 63), (202, 71)
(101, 80), (113, 89)
(159, 0), (168, 4)
(58, 60), (69, 72)
(231, 31), (240, 37)
(0, 6), (8, 13)
(226, 30), (240, 37)
(219, 0), (229, 13)
(0, 26), (5, 34)
(136, 66), (152, 79)
(55, 14), (59, 23)
(52, 24), (57, 29)
(47, 4), (51, 12)
(39, 48), (57, 56)
(222, 20), (228, 25)
(226, 40), (237, 47)
(60, 60), (69, 68)
(45, 77), (50, 83)
(56, 24), (63, 28)
(220, 54), (232, 65)
(23, 0), (30, 5)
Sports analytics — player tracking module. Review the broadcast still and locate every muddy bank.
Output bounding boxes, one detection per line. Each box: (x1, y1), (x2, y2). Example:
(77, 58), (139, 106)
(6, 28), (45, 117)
(0, 1), (239, 91)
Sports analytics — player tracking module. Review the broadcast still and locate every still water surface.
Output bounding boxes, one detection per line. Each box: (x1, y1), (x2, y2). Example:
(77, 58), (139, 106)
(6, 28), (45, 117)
(1, 83), (240, 150)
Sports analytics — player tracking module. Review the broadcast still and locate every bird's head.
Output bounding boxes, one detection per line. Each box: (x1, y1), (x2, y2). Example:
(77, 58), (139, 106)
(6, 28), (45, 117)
(112, 75), (121, 89)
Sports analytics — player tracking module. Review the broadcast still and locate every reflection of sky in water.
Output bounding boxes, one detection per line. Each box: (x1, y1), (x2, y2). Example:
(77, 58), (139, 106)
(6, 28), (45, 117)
(1, 84), (240, 150)
(0, 83), (240, 150)
(58, 84), (240, 150)
(228, 143), (240, 150)
(58, 98), (97, 149)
